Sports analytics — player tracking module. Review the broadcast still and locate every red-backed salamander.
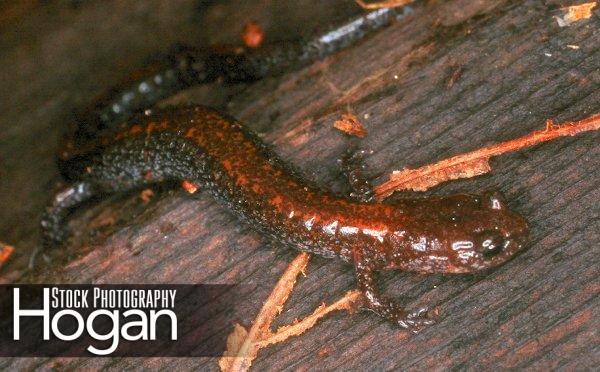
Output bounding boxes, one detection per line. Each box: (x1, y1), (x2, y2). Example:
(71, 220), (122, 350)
(42, 7), (530, 331)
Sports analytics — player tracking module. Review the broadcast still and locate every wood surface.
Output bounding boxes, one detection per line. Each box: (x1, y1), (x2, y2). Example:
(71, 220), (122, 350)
(0, 0), (598, 369)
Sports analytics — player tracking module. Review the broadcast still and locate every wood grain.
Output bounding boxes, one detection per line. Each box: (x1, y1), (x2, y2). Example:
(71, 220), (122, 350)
(0, 0), (598, 369)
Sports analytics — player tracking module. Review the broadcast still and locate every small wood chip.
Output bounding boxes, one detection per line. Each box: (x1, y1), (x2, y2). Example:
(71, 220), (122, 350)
(242, 21), (264, 48)
(555, 2), (597, 27)
(181, 180), (199, 194)
(446, 66), (463, 89)
(139, 189), (154, 203)
(0, 244), (15, 269)
(334, 112), (367, 137)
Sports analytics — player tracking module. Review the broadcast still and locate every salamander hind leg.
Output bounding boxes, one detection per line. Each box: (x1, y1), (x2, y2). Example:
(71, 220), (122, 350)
(353, 248), (435, 332)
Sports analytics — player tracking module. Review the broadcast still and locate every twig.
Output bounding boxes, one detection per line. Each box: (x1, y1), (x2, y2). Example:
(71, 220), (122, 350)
(219, 252), (362, 372)
(374, 113), (600, 199)
(0, 243), (14, 270)
(257, 290), (362, 348)
(220, 253), (310, 372)
(355, 0), (415, 10)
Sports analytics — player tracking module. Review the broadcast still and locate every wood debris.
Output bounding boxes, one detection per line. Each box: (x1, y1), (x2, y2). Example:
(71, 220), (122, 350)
(242, 21), (264, 48)
(139, 189), (154, 203)
(374, 113), (600, 199)
(355, 0), (415, 9)
(334, 112), (367, 137)
(0, 243), (14, 270)
(219, 253), (361, 372)
(181, 180), (199, 194)
(555, 2), (597, 27)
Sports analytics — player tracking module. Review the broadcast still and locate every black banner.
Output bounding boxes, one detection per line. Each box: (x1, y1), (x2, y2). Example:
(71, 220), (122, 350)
(0, 284), (244, 357)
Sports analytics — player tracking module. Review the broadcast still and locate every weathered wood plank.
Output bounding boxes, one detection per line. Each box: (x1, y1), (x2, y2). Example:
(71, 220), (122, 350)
(0, 0), (598, 369)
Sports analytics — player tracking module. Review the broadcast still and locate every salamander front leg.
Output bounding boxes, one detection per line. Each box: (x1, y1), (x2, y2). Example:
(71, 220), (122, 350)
(354, 249), (435, 332)
(338, 148), (374, 203)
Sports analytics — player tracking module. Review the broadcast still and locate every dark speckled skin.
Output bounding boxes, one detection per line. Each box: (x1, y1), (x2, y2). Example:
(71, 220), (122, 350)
(41, 7), (530, 331)
(61, 7), (409, 155)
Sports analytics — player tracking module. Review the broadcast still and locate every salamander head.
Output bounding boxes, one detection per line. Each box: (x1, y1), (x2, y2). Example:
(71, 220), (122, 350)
(390, 191), (530, 273)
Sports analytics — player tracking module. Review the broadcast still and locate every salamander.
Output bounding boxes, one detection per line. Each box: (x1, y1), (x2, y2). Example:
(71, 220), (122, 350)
(41, 7), (530, 331)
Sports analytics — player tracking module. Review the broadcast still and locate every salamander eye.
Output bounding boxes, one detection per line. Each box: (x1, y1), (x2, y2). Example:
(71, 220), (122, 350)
(478, 234), (506, 257)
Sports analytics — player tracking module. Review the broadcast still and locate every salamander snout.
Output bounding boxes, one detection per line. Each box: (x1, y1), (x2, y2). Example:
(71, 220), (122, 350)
(441, 190), (530, 272)
(471, 191), (530, 267)
(385, 191), (529, 273)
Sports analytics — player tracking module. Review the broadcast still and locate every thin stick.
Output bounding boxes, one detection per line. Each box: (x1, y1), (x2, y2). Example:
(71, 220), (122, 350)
(257, 290), (362, 347)
(374, 113), (600, 199)
(355, 0), (415, 10)
(224, 252), (310, 372)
